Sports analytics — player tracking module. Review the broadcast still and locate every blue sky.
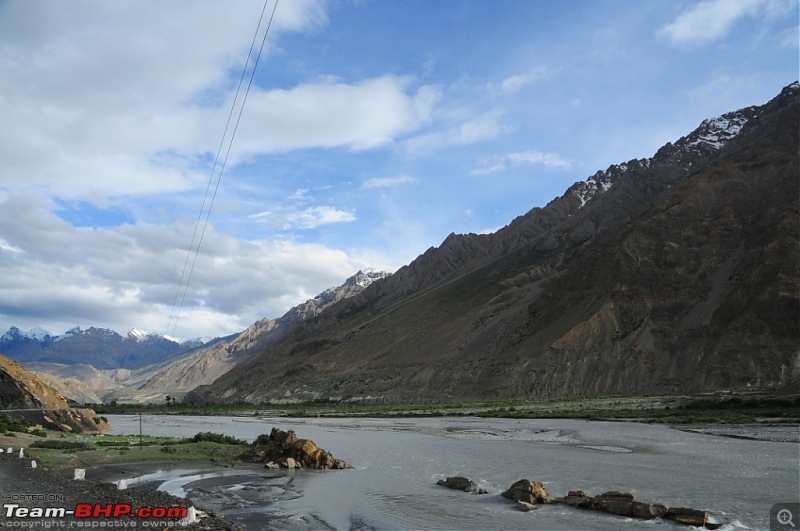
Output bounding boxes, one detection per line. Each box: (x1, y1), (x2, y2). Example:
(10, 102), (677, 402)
(0, 0), (797, 340)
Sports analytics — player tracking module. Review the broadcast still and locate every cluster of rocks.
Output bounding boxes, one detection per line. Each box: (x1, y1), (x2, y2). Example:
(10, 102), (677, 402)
(437, 477), (720, 529)
(251, 427), (352, 470)
(558, 489), (716, 527)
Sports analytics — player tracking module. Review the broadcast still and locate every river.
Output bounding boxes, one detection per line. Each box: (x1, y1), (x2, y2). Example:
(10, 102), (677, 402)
(106, 415), (799, 530)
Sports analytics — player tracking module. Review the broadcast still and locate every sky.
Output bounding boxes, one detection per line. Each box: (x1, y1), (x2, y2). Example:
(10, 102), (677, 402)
(0, 0), (797, 340)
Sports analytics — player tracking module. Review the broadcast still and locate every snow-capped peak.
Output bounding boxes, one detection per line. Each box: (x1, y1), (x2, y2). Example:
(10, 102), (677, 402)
(688, 112), (749, 151)
(1, 326), (23, 342)
(26, 326), (53, 341)
(127, 328), (151, 342)
(572, 168), (616, 209)
(351, 267), (388, 288)
(1, 326), (54, 342)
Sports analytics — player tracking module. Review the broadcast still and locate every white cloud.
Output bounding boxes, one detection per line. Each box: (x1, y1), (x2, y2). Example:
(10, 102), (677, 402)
(471, 150), (571, 175)
(0, 194), (365, 339)
(361, 175), (418, 190)
(250, 205), (357, 230)
(0, 1), (424, 202)
(235, 77), (441, 154)
(404, 113), (507, 156)
(658, 0), (776, 45)
(284, 206), (357, 229)
(496, 67), (551, 94)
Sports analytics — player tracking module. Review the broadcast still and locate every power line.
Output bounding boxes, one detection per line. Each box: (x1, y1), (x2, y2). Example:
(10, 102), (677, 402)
(166, 0), (279, 337)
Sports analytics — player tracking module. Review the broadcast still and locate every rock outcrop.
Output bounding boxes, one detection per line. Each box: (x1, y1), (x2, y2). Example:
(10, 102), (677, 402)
(555, 488), (717, 528)
(243, 427), (351, 470)
(501, 479), (552, 505)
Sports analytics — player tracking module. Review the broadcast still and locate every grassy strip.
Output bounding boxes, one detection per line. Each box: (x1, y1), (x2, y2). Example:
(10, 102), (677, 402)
(89, 395), (800, 424)
(26, 433), (250, 469)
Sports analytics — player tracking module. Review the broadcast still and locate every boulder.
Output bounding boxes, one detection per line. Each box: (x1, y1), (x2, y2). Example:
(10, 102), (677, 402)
(632, 501), (667, 520)
(436, 476), (477, 493)
(557, 490), (593, 508)
(515, 501), (537, 512)
(249, 427), (351, 470)
(593, 491), (635, 516)
(501, 479), (551, 505)
(269, 427), (298, 446)
(264, 461), (280, 469)
(665, 507), (708, 527)
(332, 459), (352, 470)
(551, 487), (712, 528)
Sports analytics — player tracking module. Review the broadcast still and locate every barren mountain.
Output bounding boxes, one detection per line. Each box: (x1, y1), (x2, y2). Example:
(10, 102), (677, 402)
(0, 354), (109, 432)
(189, 82), (800, 404)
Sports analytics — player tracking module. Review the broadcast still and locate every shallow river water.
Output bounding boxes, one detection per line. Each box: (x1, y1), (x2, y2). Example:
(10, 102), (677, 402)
(106, 415), (799, 530)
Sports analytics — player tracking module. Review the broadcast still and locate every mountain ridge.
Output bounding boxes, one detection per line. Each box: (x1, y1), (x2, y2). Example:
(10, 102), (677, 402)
(189, 82), (799, 404)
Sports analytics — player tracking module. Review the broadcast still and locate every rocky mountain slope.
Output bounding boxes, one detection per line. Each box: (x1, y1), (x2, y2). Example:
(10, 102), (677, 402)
(190, 82), (800, 404)
(104, 268), (390, 403)
(0, 354), (109, 432)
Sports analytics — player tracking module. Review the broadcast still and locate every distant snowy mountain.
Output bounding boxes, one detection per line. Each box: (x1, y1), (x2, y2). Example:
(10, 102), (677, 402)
(0, 325), (216, 369)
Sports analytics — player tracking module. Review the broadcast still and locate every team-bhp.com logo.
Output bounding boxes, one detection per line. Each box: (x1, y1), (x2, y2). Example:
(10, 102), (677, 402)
(3, 502), (190, 527)
(5, 504), (188, 519)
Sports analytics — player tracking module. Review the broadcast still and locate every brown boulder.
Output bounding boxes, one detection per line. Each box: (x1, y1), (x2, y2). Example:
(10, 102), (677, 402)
(557, 490), (593, 508)
(269, 427), (299, 446)
(253, 427), (351, 469)
(593, 491), (635, 516)
(501, 479), (551, 505)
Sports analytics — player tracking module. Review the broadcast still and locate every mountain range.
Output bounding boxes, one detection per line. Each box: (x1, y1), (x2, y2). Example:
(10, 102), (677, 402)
(187, 82), (799, 404)
(1, 269), (389, 403)
(2, 84), (798, 406)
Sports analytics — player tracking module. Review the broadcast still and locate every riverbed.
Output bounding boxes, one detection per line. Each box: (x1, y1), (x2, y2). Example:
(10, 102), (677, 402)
(106, 415), (799, 530)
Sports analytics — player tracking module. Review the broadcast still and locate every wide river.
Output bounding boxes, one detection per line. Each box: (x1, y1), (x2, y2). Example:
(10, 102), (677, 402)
(106, 415), (799, 530)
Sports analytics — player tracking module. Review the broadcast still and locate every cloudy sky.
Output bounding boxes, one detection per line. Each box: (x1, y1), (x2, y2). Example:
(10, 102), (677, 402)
(0, 0), (797, 340)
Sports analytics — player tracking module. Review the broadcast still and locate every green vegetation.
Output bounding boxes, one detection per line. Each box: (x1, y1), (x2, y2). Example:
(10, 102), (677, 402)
(88, 394), (800, 425)
(188, 431), (247, 445)
(25, 431), (250, 469)
(92, 401), (256, 415)
(0, 414), (46, 437)
(29, 440), (92, 451)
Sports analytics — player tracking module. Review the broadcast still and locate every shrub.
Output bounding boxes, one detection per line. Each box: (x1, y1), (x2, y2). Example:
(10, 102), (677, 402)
(29, 440), (91, 450)
(0, 414), (29, 434)
(189, 432), (247, 445)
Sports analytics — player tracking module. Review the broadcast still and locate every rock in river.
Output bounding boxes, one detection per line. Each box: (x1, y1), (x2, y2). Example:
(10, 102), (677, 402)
(436, 476), (477, 492)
